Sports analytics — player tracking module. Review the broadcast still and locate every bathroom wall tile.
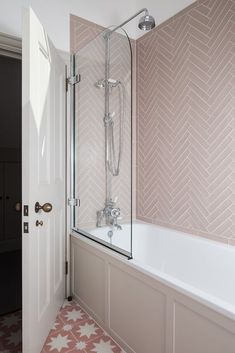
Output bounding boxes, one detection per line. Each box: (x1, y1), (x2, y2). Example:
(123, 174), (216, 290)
(71, 15), (136, 229)
(70, 15), (105, 53)
(70, 2), (235, 244)
(228, 237), (235, 247)
(136, 0), (235, 243)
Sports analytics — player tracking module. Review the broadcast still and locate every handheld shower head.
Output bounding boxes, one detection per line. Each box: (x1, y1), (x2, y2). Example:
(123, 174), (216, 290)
(138, 12), (155, 31)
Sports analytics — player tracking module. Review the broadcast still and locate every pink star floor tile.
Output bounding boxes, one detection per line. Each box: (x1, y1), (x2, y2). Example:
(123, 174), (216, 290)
(41, 300), (124, 353)
(71, 318), (104, 342)
(51, 316), (68, 334)
(66, 339), (89, 352)
(85, 334), (123, 353)
(59, 305), (89, 326)
(0, 301), (124, 353)
(43, 331), (76, 353)
(0, 310), (22, 353)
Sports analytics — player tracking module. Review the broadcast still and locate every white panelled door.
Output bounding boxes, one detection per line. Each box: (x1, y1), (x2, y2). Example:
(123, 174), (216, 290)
(22, 8), (66, 353)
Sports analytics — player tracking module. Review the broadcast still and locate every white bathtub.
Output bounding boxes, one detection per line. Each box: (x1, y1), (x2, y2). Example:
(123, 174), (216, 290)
(71, 222), (235, 353)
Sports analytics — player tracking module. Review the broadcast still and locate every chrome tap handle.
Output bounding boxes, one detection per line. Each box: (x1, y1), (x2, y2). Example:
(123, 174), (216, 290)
(111, 208), (120, 218)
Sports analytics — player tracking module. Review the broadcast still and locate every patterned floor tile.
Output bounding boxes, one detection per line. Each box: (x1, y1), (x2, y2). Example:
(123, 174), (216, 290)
(43, 331), (76, 353)
(71, 318), (104, 342)
(85, 335), (123, 353)
(50, 316), (68, 334)
(59, 305), (89, 326)
(0, 311), (21, 330)
(0, 311), (22, 353)
(41, 300), (124, 353)
(0, 301), (124, 353)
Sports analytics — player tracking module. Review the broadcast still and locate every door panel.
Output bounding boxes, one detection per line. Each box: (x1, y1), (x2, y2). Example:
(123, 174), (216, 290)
(22, 7), (66, 353)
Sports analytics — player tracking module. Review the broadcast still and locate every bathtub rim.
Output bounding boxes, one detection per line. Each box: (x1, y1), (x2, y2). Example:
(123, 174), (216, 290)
(72, 227), (133, 259)
(132, 219), (235, 251)
(81, 219), (235, 252)
(71, 228), (235, 322)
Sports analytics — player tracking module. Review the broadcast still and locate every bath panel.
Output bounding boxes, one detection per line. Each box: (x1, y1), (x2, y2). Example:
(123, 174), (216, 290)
(71, 222), (235, 353)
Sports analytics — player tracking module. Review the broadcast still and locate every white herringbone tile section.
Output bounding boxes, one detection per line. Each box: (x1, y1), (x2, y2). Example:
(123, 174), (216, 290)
(71, 16), (132, 229)
(136, 0), (235, 242)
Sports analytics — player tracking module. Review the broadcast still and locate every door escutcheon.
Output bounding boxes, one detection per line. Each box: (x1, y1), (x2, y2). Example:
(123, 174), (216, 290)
(36, 220), (43, 227)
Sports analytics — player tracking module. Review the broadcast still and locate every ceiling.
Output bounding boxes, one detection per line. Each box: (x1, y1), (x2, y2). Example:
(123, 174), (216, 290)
(0, 0), (196, 51)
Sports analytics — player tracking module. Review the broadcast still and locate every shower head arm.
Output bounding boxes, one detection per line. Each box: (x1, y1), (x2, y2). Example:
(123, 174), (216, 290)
(104, 8), (149, 38)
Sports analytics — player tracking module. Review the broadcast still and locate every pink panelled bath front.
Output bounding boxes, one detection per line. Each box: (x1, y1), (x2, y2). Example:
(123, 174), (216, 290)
(71, 222), (235, 353)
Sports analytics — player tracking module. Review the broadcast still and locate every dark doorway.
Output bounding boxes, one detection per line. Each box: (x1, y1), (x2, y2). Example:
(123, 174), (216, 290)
(0, 54), (22, 352)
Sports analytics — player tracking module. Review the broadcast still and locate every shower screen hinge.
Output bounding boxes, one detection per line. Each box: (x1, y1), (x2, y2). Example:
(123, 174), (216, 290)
(66, 74), (81, 91)
(68, 198), (80, 207)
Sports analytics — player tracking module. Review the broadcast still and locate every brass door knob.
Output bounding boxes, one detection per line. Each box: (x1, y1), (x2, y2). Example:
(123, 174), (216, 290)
(35, 202), (53, 213)
(15, 202), (21, 212)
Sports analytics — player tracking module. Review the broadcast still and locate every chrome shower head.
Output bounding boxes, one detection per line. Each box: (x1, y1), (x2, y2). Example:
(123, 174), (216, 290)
(138, 13), (155, 31)
(104, 8), (156, 38)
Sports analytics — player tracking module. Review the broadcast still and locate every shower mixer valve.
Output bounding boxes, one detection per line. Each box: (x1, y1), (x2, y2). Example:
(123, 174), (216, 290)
(96, 201), (122, 230)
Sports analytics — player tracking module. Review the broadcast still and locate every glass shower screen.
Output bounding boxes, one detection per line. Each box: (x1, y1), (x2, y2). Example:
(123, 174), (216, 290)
(72, 28), (132, 258)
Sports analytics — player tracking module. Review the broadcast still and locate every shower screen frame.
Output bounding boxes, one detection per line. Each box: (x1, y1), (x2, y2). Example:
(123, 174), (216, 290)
(69, 30), (133, 260)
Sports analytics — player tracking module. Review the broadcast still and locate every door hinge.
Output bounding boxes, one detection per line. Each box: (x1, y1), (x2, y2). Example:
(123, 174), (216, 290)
(68, 198), (80, 207)
(66, 74), (81, 91)
(65, 261), (68, 275)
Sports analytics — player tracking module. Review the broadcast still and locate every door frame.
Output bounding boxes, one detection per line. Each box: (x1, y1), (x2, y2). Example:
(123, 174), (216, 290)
(0, 31), (71, 298)
(0, 32), (21, 59)
(0, 38), (22, 253)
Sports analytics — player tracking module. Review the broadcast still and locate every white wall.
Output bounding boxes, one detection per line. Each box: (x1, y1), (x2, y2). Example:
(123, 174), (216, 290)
(0, 0), (196, 51)
(0, 0), (136, 51)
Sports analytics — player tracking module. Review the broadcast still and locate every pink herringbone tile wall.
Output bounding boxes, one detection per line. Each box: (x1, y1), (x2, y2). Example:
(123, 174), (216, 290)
(136, 0), (235, 245)
(70, 15), (136, 229)
(70, 15), (105, 53)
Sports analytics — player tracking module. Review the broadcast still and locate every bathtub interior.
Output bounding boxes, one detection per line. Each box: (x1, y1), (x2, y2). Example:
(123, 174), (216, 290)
(77, 222), (235, 312)
(86, 224), (132, 253)
(130, 223), (235, 310)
